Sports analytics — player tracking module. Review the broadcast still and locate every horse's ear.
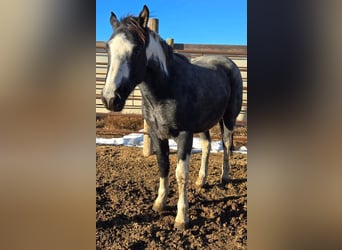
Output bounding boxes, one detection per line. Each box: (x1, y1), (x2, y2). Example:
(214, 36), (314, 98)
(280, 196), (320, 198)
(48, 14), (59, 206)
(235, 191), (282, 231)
(138, 5), (149, 28)
(110, 11), (120, 30)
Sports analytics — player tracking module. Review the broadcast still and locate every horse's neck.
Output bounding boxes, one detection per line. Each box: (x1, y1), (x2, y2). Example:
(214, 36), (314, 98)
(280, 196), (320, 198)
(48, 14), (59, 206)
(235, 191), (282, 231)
(146, 32), (171, 77)
(141, 32), (175, 101)
(140, 67), (168, 98)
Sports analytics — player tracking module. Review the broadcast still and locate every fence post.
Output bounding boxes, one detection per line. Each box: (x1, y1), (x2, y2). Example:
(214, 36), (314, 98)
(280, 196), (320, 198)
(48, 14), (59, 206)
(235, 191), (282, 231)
(166, 38), (174, 47)
(143, 18), (159, 157)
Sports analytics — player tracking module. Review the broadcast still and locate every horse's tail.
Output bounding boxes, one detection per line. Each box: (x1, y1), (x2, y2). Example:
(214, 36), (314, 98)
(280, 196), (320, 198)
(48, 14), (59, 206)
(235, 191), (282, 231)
(223, 58), (243, 130)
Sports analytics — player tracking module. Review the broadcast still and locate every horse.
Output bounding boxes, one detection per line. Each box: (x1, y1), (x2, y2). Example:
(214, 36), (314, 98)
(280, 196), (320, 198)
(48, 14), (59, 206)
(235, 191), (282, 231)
(101, 5), (243, 229)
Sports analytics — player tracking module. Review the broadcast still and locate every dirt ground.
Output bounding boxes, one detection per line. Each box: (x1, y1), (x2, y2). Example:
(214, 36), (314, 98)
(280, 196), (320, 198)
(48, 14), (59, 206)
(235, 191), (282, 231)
(96, 114), (247, 249)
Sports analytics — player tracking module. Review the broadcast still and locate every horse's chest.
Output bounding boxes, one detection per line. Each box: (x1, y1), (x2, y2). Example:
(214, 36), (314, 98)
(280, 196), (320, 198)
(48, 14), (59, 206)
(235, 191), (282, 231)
(145, 106), (179, 139)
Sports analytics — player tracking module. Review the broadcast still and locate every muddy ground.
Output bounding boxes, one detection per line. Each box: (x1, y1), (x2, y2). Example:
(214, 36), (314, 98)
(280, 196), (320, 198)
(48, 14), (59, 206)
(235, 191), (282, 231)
(96, 114), (247, 249)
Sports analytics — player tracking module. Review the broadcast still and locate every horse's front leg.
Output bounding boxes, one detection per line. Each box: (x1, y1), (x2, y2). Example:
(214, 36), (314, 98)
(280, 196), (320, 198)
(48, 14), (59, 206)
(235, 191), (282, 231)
(150, 134), (170, 213)
(174, 131), (193, 230)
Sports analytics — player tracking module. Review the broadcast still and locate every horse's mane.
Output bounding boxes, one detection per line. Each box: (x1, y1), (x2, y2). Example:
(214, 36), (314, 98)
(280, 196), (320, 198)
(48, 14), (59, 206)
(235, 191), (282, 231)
(174, 53), (190, 63)
(120, 16), (148, 44)
(119, 15), (189, 66)
(146, 29), (176, 65)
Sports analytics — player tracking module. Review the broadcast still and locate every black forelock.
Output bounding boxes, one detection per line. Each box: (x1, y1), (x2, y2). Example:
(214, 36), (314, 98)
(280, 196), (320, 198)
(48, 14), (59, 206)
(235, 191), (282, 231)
(116, 15), (149, 45)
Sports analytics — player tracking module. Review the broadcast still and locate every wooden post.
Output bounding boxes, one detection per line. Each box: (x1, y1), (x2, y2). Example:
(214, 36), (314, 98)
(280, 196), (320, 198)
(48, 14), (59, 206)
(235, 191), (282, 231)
(166, 38), (174, 48)
(143, 18), (159, 157)
(143, 120), (152, 157)
(148, 18), (159, 33)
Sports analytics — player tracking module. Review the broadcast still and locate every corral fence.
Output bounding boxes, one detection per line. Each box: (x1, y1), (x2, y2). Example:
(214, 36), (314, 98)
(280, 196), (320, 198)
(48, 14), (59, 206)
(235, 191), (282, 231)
(96, 42), (247, 124)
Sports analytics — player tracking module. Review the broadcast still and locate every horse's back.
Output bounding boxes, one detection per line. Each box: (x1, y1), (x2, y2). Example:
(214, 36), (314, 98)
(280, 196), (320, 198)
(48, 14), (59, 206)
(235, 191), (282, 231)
(191, 55), (243, 129)
(177, 55), (242, 132)
(191, 55), (238, 73)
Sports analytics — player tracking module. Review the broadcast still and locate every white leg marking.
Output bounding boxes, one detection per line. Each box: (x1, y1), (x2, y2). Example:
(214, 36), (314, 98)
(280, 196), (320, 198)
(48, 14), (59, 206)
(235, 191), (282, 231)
(196, 135), (211, 187)
(103, 33), (133, 100)
(175, 154), (190, 229)
(222, 129), (233, 182)
(152, 177), (169, 212)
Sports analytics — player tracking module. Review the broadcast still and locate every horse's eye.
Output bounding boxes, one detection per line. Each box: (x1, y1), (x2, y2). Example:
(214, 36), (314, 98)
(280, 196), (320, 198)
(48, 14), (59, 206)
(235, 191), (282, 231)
(132, 48), (141, 57)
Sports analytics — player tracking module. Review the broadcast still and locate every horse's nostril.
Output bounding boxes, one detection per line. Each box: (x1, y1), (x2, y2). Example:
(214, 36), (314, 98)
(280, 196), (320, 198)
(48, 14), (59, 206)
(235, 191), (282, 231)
(115, 91), (122, 100)
(109, 97), (114, 109)
(101, 96), (115, 110)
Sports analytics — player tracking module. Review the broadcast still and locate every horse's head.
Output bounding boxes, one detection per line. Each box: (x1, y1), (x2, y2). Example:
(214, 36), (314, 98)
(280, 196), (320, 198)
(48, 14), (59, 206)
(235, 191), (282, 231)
(102, 5), (150, 111)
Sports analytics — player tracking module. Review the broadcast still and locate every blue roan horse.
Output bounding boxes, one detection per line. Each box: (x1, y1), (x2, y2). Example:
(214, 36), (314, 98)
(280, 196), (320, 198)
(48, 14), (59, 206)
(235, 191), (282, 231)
(102, 5), (242, 229)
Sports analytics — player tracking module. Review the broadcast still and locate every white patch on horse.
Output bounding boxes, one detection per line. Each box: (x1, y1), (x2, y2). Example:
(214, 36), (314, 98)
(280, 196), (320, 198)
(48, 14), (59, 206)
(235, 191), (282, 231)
(153, 177), (169, 212)
(175, 154), (190, 228)
(103, 33), (134, 99)
(196, 135), (211, 187)
(146, 33), (168, 75)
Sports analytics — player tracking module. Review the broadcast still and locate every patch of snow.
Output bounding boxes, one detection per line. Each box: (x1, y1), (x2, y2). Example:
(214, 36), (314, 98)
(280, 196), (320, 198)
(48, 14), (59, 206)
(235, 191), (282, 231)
(96, 133), (247, 154)
(122, 133), (144, 147)
(211, 141), (223, 153)
(233, 146), (247, 154)
(96, 137), (124, 145)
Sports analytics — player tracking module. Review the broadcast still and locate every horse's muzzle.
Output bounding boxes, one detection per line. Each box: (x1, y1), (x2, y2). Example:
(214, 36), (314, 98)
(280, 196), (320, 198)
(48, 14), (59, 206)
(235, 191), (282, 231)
(102, 93), (125, 112)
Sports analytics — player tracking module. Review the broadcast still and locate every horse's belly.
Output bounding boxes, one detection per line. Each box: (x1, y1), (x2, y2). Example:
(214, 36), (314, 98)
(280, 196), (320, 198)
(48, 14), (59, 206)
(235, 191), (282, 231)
(143, 95), (228, 138)
(193, 114), (224, 133)
(191, 97), (228, 132)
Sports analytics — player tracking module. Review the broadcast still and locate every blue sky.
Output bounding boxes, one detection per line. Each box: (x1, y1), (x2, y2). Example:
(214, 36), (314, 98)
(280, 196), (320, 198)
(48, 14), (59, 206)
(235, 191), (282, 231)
(96, 0), (246, 45)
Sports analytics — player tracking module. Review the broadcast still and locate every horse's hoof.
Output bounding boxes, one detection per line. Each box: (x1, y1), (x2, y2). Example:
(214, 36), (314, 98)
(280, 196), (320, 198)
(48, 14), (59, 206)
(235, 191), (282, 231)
(195, 177), (205, 188)
(174, 221), (188, 230)
(152, 202), (164, 213)
(221, 177), (230, 185)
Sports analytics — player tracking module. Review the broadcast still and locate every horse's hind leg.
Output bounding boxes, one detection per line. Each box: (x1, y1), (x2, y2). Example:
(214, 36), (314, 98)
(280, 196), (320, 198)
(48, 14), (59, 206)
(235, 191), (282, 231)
(195, 131), (211, 187)
(220, 119), (234, 183)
